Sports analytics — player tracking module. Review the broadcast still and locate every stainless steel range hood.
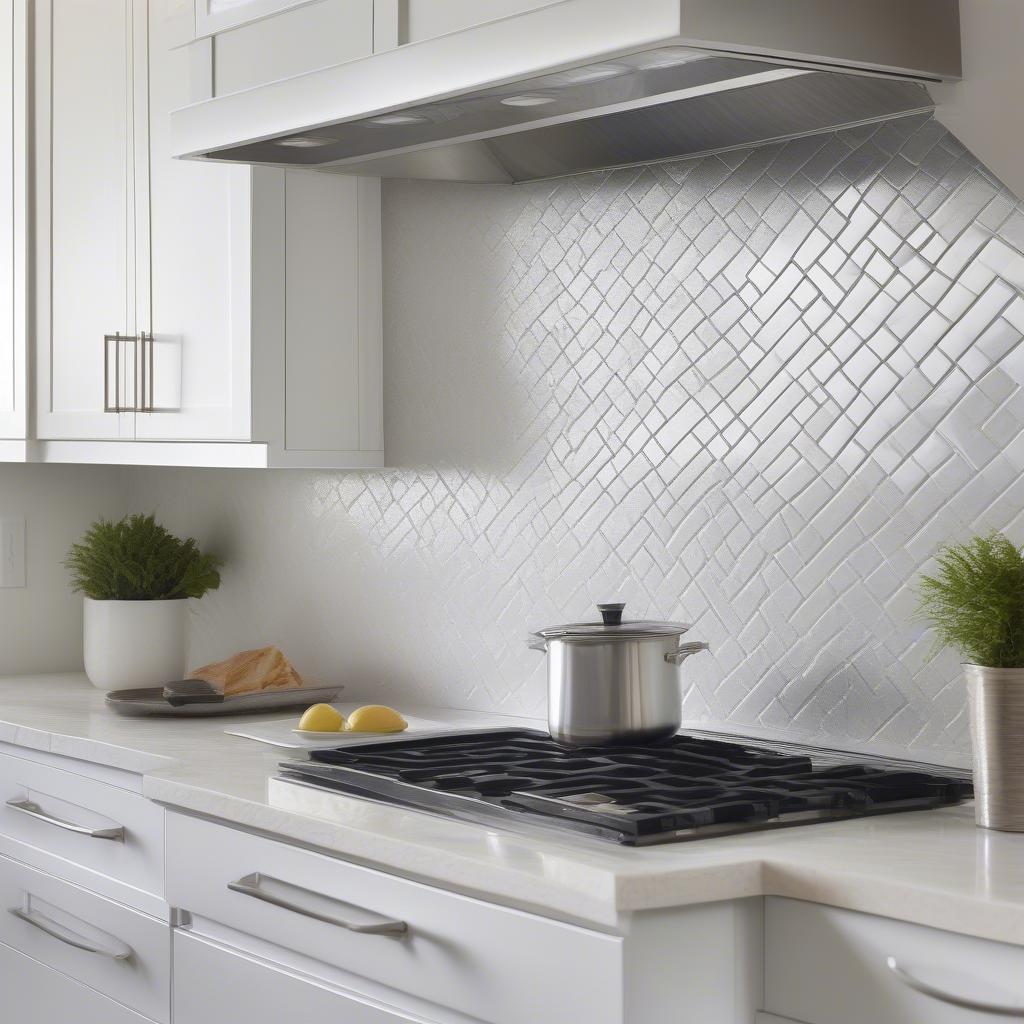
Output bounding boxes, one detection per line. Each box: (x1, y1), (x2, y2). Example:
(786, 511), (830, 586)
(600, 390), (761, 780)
(171, 0), (961, 184)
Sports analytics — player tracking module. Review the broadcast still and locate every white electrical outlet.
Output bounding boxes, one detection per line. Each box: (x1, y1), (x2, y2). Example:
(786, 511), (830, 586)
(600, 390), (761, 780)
(0, 517), (25, 588)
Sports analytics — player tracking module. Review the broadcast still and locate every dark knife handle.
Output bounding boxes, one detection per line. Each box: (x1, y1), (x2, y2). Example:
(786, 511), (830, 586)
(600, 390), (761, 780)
(162, 679), (225, 706)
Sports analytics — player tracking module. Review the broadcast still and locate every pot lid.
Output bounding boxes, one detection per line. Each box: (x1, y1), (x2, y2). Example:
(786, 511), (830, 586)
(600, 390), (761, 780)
(532, 603), (691, 641)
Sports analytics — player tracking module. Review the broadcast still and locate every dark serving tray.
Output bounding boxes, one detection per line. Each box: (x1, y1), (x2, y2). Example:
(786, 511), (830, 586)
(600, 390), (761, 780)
(105, 684), (343, 717)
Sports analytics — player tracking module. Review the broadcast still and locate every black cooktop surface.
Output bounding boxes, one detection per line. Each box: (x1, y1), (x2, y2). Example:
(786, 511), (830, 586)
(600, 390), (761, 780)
(279, 729), (971, 845)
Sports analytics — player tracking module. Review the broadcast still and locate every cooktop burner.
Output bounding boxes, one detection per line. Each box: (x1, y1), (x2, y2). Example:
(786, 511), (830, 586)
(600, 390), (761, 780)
(278, 730), (971, 846)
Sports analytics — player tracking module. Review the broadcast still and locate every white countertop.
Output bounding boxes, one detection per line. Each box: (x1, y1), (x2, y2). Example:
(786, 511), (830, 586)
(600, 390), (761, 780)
(1, 673), (1021, 942)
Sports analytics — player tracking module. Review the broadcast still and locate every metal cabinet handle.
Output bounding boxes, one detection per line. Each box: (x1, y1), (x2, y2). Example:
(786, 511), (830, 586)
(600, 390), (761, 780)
(138, 330), (154, 412)
(665, 640), (710, 665)
(5, 797), (125, 841)
(103, 331), (145, 411)
(887, 957), (1024, 1017)
(10, 907), (132, 961)
(104, 332), (120, 412)
(228, 872), (408, 936)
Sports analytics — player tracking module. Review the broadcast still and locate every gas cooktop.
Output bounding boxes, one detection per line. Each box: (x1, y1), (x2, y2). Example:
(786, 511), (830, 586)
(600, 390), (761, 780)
(278, 729), (972, 846)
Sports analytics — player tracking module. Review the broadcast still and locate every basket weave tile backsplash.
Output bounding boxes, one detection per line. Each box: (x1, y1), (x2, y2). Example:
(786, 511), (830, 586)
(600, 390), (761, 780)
(129, 114), (1024, 764)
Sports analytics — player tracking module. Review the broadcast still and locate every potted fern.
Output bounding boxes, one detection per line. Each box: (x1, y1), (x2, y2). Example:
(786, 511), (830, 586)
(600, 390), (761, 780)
(918, 532), (1024, 832)
(65, 514), (222, 690)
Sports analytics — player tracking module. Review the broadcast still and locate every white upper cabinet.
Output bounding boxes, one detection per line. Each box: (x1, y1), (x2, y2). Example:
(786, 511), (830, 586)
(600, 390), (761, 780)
(138, 0), (251, 441)
(34, 0), (135, 441)
(0, 1), (26, 449)
(29, 0), (384, 468)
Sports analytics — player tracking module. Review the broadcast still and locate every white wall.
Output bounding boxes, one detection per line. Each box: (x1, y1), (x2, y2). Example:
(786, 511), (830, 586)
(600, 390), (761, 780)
(931, 0), (1024, 202)
(0, 464), (125, 673)
(123, 115), (1024, 766)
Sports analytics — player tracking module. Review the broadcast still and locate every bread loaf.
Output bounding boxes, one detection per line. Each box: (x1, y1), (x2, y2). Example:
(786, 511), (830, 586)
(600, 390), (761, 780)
(190, 646), (303, 696)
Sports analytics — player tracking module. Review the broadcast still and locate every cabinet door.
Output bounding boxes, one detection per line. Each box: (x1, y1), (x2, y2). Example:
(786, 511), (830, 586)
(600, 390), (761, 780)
(173, 930), (423, 1024)
(35, 0), (139, 440)
(0, 938), (149, 1024)
(0, 2), (26, 442)
(134, 0), (251, 442)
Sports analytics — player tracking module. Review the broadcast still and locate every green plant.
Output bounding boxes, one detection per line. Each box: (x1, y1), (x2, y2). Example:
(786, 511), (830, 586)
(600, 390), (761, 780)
(65, 513), (222, 601)
(918, 532), (1024, 668)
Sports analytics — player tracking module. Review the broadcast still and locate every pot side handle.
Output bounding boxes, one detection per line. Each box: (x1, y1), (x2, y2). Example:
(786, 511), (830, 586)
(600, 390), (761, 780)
(665, 640), (710, 665)
(527, 633), (548, 653)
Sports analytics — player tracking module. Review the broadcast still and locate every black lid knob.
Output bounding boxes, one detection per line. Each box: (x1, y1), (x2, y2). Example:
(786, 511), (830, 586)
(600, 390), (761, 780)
(597, 602), (625, 626)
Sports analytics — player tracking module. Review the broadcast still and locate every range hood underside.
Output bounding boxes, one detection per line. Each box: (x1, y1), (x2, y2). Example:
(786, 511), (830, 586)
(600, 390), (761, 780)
(174, 0), (957, 184)
(318, 71), (933, 184)
(203, 49), (934, 184)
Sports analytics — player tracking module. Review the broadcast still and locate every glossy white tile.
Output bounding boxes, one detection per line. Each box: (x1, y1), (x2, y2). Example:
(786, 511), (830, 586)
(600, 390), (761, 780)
(126, 115), (1024, 764)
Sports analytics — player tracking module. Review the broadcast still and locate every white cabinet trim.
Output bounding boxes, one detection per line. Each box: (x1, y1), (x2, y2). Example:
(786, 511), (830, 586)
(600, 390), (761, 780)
(0, 1), (28, 444)
(31, 439), (269, 468)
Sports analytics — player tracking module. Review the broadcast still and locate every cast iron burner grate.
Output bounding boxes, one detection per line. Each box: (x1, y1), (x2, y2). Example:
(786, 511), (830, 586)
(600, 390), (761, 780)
(278, 730), (972, 845)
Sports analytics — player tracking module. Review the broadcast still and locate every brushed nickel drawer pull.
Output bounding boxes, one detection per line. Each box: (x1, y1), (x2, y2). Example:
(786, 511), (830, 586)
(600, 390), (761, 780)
(5, 797), (125, 841)
(10, 907), (132, 961)
(228, 872), (408, 936)
(887, 957), (1024, 1017)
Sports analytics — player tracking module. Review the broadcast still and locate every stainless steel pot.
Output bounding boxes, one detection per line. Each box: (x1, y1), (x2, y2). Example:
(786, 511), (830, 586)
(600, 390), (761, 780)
(528, 603), (709, 746)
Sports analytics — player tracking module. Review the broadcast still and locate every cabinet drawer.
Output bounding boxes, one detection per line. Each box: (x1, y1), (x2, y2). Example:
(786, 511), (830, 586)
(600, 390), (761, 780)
(765, 898), (1024, 1024)
(167, 812), (622, 1024)
(0, 938), (154, 1024)
(0, 853), (169, 1022)
(175, 930), (438, 1023)
(0, 750), (164, 899)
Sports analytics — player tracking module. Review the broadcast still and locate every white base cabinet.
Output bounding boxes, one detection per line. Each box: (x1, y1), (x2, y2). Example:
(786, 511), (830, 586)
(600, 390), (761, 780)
(166, 810), (764, 1024)
(0, 745), (170, 1024)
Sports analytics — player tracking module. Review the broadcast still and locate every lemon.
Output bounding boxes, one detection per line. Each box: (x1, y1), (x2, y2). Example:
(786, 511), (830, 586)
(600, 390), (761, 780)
(345, 705), (407, 733)
(297, 703), (346, 732)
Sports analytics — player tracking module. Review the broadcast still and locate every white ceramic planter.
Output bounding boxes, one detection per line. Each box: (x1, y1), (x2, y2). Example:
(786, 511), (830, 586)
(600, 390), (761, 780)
(83, 597), (188, 691)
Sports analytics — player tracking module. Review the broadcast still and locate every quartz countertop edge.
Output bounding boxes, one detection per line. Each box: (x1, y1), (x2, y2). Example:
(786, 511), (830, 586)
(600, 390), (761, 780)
(0, 673), (1021, 943)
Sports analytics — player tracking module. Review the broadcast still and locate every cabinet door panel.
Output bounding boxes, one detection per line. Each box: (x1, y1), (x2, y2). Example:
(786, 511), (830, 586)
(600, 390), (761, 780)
(0, 2), (26, 442)
(0, 938), (149, 1024)
(0, 853), (169, 1022)
(35, 0), (135, 439)
(134, 0), (251, 441)
(173, 930), (422, 1024)
(0, 747), (165, 900)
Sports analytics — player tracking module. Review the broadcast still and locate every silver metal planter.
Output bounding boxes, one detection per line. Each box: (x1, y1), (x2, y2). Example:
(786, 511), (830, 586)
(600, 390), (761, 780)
(964, 664), (1024, 831)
